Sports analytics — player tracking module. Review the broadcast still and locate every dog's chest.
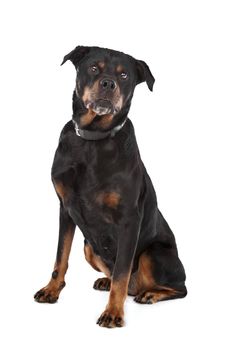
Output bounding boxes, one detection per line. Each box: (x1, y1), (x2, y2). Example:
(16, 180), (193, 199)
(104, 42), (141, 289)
(53, 137), (128, 222)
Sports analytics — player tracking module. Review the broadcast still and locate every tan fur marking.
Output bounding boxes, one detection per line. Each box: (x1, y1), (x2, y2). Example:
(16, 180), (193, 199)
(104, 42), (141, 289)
(108, 276), (130, 310)
(116, 65), (124, 73)
(80, 108), (97, 127)
(98, 273), (131, 326)
(149, 290), (177, 302)
(97, 114), (114, 129)
(56, 228), (74, 278)
(98, 62), (105, 69)
(54, 181), (67, 201)
(128, 253), (156, 295)
(82, 83), (99, 105)
(35, 226), (75, 301)
(128, 253), (178, 296)
(104, 192), (121, 208)
(97, 275), (130, 327)
(135, 289), (178, 304)
(84, 243), (110, 277)
(137, 253), (156, 290)
(82, 86), (92, 104)
(96, 191), (121, 209)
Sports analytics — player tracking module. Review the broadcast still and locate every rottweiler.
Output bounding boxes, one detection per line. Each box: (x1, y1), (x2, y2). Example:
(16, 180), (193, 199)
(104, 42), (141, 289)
(34, 46), (187, 328)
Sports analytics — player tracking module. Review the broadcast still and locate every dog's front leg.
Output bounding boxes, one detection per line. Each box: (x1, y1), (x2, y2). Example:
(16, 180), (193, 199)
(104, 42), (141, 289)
(34, 204), (75, 303)
(97, 210), (140, 328)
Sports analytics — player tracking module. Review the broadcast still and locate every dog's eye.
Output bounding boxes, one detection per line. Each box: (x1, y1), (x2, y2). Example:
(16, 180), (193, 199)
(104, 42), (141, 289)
(89, 65), (99, 74)
(120, 72), (128, 80)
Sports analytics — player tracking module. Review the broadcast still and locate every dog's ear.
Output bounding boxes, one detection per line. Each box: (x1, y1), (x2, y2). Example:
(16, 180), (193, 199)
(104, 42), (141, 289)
(61, 46), (90, 68)
(136, 60), (155, 91)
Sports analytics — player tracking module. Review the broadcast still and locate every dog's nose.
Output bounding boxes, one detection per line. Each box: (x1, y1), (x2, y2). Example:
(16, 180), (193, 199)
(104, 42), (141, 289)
(100, 78), (117, 91)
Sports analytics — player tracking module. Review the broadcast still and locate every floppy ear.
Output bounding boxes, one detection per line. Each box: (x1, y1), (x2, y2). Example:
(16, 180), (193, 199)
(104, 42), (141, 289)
(61, 46), (90, 68)
(136, 60), (155, 91)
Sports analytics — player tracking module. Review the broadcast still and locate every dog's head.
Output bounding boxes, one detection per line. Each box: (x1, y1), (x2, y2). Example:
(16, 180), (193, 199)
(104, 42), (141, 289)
(61, 46), (155, 129)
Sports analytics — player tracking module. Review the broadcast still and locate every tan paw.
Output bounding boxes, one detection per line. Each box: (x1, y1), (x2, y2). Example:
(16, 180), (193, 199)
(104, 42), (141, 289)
(97, 308), (124, 328)
(34, 281), (65, 303)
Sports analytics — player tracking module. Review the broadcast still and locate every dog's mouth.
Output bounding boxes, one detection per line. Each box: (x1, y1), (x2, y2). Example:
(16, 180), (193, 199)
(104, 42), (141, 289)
(85, 99), (119, 116)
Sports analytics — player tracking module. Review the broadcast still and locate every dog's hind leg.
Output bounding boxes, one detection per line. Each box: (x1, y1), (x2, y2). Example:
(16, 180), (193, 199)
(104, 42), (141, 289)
(133, 247), (187, 304)
(132, 210), (187, 303)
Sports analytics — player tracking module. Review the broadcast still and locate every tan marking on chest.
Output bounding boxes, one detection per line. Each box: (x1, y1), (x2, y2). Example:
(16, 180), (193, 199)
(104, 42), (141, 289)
(96, 191), (121, 209)
(97, 114), (114, 129)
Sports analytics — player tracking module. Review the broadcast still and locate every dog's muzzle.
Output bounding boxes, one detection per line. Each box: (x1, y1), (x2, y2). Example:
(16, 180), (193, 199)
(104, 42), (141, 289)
(86, 99), (115, 115)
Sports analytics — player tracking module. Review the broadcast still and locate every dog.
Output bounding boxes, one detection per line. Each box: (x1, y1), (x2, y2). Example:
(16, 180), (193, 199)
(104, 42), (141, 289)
(34, 46), (187, 328)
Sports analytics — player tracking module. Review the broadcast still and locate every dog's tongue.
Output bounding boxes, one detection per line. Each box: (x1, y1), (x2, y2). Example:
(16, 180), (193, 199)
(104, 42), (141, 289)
(92, 99), (113, 116)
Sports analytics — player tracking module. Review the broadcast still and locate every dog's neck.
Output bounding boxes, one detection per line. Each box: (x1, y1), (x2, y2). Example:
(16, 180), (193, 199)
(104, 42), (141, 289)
(72, 91), (131, 135)
(72, 118), (128, 140)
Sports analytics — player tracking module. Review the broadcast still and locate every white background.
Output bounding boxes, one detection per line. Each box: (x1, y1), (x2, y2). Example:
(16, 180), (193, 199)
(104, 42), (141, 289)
(0, 0), (232, 349)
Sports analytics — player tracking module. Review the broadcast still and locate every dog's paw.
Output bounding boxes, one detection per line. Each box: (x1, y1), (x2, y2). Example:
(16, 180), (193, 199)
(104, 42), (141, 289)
(96, 309), (124, 328)
(93, 277), (111, 291)
(97, 308), (124, 328)
(134, 289), (181, 304)
(134, 291), (155, 304)
(34, 281), (65, 303)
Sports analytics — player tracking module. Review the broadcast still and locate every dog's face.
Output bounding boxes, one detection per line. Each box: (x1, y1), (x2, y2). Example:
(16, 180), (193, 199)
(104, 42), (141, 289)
(61, 46), (155, 128)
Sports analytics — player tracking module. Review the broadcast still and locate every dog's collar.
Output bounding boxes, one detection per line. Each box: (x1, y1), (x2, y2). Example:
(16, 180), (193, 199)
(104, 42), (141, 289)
(72, 118), (127, 140)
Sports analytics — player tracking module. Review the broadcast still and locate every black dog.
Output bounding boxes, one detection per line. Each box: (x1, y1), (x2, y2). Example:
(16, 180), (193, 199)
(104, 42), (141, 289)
(34, 46), (187, 328)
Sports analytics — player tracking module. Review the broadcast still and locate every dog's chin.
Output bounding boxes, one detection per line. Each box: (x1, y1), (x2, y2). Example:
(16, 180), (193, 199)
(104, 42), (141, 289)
(92, 106), (112, 116)
(86, 100), (115, 116)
